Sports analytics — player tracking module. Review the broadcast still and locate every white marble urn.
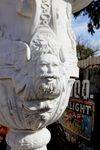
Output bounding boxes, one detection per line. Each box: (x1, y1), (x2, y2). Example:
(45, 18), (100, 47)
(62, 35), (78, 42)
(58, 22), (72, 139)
(0, 0), (92, 150)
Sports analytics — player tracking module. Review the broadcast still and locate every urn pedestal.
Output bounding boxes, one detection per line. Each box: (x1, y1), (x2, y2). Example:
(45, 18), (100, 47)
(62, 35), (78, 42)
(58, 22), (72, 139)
(6, 128), (51, 150)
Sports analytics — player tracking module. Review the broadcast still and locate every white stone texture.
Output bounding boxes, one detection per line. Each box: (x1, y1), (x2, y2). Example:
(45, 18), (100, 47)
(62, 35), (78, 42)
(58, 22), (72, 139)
(0, 0), (92, 149)
(6, 128), (51, 150)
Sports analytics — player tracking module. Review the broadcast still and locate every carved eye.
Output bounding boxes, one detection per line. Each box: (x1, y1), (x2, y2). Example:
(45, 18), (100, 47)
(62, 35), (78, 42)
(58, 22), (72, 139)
(52, 63), (59, 67)
(41, 63), (47, 67)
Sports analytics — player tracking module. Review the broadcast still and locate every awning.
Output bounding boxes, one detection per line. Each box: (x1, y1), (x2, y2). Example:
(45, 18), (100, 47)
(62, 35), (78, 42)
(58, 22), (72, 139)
(72, 0), (93, 13)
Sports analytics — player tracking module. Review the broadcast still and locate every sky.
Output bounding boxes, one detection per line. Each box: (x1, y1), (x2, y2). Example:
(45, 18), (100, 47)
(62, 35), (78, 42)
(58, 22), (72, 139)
(72, 14), (100, 55)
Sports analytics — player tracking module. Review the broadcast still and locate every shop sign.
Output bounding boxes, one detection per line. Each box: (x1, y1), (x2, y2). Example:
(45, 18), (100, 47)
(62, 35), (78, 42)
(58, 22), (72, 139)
(71, 80), (90, 99)
(60, 98), (95, 141)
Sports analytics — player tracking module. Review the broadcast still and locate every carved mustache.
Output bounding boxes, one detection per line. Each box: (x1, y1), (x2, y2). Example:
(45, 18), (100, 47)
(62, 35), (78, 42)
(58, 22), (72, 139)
(38, 74), (59, 80)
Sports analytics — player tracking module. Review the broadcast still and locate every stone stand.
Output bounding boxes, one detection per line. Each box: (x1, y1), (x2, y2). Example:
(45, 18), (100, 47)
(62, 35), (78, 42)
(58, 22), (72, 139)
(6, 128), (51, 150)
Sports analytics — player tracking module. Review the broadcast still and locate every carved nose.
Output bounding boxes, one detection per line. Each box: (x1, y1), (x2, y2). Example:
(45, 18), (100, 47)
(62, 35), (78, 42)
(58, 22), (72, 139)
(47, 66), (53, 74)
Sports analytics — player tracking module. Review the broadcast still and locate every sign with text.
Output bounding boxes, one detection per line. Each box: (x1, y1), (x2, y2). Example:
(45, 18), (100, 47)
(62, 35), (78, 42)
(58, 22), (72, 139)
(70, 80), (90, 99)
(60, 98), (95, 141)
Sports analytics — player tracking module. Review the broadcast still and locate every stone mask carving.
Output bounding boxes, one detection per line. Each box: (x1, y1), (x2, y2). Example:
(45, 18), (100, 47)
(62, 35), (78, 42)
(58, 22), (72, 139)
(0, 29), (68, 131)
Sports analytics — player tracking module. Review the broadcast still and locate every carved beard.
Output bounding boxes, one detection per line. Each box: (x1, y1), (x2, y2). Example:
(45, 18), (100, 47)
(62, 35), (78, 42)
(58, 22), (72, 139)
(34, 74), (61, 100)
(14, 73), (61, 101)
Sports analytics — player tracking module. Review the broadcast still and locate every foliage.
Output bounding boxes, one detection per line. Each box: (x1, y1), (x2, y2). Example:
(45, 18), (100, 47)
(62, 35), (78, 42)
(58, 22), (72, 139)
(74, 0), (100, 35)
(76, 43), (94, 60)
(76, 36), (97, 60)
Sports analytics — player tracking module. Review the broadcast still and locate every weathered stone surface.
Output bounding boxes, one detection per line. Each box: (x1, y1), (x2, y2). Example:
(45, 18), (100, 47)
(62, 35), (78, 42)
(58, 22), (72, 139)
(0, 0), (92, 149)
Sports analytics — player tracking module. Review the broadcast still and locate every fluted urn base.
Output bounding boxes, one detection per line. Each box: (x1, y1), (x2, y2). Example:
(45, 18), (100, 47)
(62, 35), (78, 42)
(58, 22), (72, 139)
(6, 128), (51, 150)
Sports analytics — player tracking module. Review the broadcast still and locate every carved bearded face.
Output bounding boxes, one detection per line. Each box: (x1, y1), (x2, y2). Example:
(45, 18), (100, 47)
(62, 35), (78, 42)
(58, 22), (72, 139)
(0, 30), (70, 131)
(20, 53), (65, 130)
(34, 53), (61, 100)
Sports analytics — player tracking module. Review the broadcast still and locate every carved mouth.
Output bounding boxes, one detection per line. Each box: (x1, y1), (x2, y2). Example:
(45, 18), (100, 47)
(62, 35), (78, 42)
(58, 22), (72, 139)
(46, 77), (55, 82)
(40, 75), (58, 80)
(39, 76), (55, 83)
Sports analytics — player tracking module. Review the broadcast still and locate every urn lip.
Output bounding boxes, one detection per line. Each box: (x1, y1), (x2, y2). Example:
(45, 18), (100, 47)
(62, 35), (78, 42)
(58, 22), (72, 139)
(21, 99), (58, 113)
